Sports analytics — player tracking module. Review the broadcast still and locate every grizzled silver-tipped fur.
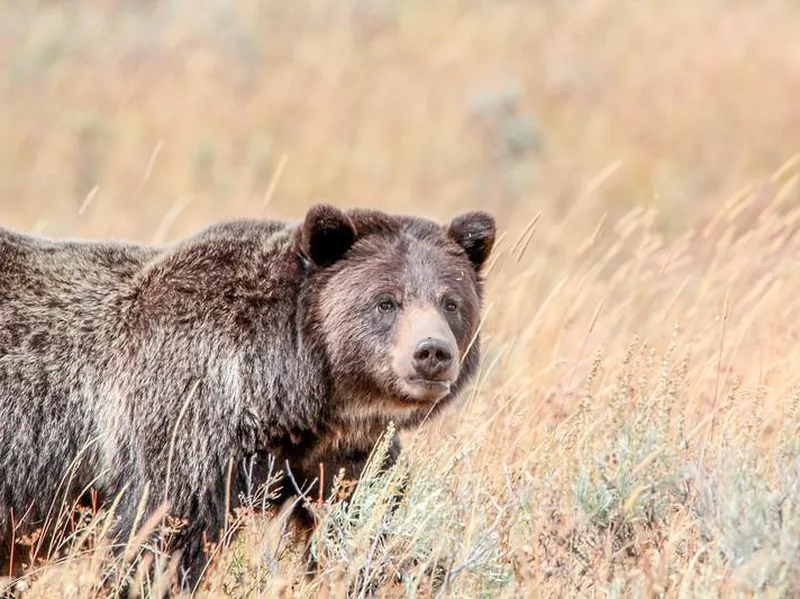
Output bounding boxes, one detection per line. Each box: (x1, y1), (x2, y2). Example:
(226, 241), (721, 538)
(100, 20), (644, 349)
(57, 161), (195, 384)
(0, 205), (495, 590)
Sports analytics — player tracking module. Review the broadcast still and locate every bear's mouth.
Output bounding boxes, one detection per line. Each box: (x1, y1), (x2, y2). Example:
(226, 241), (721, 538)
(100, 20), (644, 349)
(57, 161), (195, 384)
(403, 377), (452, 401)
(407, 377), (451, 388)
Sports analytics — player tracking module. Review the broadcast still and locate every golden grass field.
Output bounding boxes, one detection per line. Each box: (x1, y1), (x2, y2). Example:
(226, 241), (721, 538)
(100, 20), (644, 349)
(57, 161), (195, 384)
(3, 0), (800, 597)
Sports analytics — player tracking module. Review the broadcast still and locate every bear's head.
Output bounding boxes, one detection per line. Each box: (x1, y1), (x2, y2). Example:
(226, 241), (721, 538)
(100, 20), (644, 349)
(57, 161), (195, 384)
(296, 204), (495, 428)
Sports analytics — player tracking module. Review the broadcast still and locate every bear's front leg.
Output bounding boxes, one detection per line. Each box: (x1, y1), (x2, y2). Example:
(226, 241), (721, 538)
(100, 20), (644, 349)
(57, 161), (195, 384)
(286, 433), (404, 576)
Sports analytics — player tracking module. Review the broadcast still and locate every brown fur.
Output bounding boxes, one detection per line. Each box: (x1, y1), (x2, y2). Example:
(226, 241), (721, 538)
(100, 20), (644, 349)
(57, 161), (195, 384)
(0, 204), (495, 591)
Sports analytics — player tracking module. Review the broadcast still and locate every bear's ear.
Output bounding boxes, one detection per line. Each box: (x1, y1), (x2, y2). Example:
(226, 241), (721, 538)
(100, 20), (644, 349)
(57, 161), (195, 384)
(298, 204), (357, 267)
(447, 211), (496, 271)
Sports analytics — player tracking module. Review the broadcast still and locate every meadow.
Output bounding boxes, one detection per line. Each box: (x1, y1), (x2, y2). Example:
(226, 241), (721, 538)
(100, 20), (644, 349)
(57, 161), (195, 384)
(3, 1), (800, 596)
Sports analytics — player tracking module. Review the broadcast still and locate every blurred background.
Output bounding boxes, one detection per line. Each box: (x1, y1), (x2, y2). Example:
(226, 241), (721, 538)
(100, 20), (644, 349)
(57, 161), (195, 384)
(1, 0), (798, 247)
(6, 4), (800, 594)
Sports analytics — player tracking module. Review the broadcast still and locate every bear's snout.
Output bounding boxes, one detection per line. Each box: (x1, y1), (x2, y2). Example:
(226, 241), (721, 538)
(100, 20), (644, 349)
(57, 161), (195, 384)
(391, 304), (461, 402)
(412, 337), (454, 380)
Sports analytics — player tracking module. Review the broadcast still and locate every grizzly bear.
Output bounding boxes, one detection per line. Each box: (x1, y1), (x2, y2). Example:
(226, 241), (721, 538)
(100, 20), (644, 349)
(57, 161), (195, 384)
(0, 204), (495, 591)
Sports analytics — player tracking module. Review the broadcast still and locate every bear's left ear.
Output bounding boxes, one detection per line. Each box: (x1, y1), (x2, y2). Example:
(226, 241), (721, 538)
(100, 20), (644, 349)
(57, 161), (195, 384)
(297, 204), (357, 267)
(447, 211), (496, 271)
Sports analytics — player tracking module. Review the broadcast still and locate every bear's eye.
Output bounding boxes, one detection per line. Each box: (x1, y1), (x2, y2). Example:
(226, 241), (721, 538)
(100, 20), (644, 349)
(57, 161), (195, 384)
(378, 296), (398, 312)
(444, 299), (459, 313)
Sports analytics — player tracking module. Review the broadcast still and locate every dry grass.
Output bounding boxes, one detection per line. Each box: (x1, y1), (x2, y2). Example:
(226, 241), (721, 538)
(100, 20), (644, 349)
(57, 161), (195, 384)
(4, 0), (800, 597)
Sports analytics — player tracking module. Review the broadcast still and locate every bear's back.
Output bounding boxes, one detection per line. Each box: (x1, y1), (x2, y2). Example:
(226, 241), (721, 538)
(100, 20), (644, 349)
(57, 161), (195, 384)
(0, 218), (295, 333)
(0, 227), (156, 325)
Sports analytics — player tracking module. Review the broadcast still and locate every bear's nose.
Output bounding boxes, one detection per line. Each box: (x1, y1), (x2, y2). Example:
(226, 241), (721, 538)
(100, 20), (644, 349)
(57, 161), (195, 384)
(412, 337), (454, 379)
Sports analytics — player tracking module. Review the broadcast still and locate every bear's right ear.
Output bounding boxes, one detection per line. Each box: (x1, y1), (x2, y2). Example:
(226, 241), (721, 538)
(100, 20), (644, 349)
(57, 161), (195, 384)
(447, 210), (496, 272)
(297, 204), (357, 267)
